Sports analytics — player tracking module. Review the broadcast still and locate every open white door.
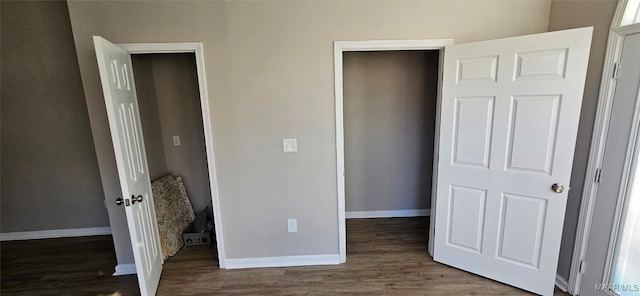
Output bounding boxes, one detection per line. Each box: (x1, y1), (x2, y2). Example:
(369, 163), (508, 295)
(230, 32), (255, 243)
(434, 27), (592, 295)
(94, 36), (163, 296)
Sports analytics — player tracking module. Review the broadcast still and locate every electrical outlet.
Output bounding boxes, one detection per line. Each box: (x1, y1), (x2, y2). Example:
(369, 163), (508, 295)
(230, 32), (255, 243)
(283, 138), (297, 153)
(173, 136), (181, 146)
(287, 219), (297, 233)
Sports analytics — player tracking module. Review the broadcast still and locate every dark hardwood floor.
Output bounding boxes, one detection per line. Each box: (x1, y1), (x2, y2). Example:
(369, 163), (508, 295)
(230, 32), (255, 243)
(1, 235), (138, 295)
(1, 218), (570, 295)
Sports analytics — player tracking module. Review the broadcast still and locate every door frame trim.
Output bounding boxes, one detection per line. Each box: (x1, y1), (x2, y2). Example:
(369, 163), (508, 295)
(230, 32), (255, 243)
(569, 1), (640, 293)
(117, 42), (227, 268)
(599, 66), (640, 294)
(333, 39), (453, 262)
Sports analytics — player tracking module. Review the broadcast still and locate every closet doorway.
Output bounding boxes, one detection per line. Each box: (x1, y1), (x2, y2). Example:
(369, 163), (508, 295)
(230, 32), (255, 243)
(95, 39), (225, 295)
(335, 40), (451, 261)
(131, 51), (216, 256)
(117, 43), (226, 267)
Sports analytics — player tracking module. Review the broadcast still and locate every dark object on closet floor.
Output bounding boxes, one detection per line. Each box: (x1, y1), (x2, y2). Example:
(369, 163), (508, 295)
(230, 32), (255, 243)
(183, 207), (211, 246)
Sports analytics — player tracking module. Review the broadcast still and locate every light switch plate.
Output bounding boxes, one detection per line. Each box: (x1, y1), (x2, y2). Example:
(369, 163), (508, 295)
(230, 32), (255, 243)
(287, 219), (298, 232)
(283, 138), (297, 153)
(172, 136), (181, 146)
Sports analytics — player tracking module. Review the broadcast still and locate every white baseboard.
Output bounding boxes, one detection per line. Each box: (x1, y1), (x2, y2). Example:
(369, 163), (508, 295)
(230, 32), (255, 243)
(113, 264), (137, 276)
(346, 209), (430, 219)
(224, 254), (340, 269)
(556, 274), (569, 292)
(0, 227), (112, 241)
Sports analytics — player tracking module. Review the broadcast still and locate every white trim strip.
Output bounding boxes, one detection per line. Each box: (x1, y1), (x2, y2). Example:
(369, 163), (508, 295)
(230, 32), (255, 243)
(556, 274), (569, 292)
(346, 209), (431, 219)
(117, 42), (203, 54)
(224, 254), (340, 269)
(0, 227), (112, 241)
(113, 263), (137, 276)
(335, 39), (454, 51)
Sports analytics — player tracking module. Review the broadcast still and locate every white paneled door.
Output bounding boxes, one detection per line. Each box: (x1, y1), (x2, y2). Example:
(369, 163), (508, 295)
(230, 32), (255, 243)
(94, 36), (163, 296)
(434, 28), (592, 296)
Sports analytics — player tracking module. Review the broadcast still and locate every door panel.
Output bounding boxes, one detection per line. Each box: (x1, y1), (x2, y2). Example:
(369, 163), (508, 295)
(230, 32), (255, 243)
(94, 36), (163, 296)
(506, 95), (560, 174)
(497, 193), (547, 269)
(448, 185), (487, 253)
(456, 55), (499, 83)
(453, 96), (495, 168)
(514, 48), (567, 81)
(434, 27), (592, 296)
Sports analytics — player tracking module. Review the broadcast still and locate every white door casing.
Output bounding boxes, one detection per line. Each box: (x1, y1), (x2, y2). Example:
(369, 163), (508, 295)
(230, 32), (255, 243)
(333, 39), (454, 262)
(434, 27), (592, 296)
(579, 31), (640, 296)
(94, 36), (163, 296)
(116, 42), (227, 268)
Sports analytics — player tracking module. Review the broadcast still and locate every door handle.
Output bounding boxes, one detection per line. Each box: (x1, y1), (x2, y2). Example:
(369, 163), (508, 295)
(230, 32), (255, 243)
(116, 197), (124, 206)
(131, 195), (143, 204)
(551, 183), (565, 193)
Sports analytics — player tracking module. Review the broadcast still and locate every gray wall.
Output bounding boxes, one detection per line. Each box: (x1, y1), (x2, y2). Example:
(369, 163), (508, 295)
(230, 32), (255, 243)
(132, 55), (168, 181)
(344, 51), (439, 212)
(132, 53), (212, 214)
(66, 0), (551, 264)
(0, 1), (109, 233)
(548, 0), (618, 279)
(1, 0), (613, 278)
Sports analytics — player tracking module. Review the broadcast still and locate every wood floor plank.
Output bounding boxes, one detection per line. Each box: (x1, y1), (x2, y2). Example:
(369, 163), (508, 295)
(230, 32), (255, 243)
(1, 217), (570, 295)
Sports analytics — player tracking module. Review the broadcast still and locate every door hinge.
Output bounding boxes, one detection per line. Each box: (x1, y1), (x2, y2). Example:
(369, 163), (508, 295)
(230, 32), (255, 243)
(595, 168), (602, 183)
(613, 62), (621, 79)
(580, 260), (587, 274)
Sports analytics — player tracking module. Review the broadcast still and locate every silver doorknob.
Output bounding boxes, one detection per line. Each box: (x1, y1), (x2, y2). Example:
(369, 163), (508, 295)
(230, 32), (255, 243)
(115, 197), (124, 206)
(551, 183), (565, 193)
(131, 195), (143, 204)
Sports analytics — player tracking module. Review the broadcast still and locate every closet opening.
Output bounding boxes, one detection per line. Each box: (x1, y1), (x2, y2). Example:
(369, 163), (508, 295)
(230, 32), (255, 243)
(131, 53), (218, 267)
(342, 50), (440, 258)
